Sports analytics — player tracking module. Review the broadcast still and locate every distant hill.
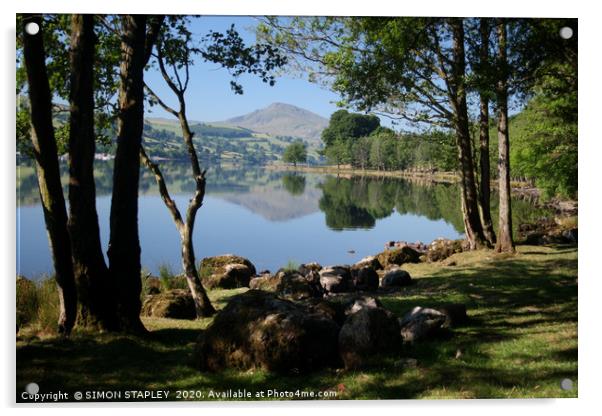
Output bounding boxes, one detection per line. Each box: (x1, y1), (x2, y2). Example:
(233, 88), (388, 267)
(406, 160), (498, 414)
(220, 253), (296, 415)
(212, 102), (329, 147)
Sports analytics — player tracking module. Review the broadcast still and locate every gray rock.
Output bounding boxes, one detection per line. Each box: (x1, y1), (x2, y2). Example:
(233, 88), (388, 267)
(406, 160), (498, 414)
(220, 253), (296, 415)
(399, 306), (446, 342)
(354, 256), (383, 270)
(276, 271), (322, 300)
(436, 303), (468, 327)
(298, 262), (322, 276)
(338, 307), (402, 369)
(344, 296), (383, 316)
(351, 266), (379, 291)
(200, 254), (256, 289)
(381, 268), (413, 288)
(562, 228), (578, 243)
(141, 289), (196, 319)
(196, 290), (340, 373)
(319, 266), (352, 293)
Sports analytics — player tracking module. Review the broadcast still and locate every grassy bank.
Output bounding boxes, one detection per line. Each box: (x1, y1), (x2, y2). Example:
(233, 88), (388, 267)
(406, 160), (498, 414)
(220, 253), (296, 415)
(267, 164), (461, 183)
(17, 244), (577, 400)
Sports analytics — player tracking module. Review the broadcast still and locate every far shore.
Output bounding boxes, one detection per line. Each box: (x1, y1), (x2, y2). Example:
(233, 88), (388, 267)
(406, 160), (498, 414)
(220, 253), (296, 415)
(267, 163), (460, 183)
(266, 163), (577, 212)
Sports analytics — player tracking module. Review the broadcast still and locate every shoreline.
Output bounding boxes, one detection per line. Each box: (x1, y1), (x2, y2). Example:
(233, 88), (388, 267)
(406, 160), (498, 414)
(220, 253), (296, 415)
(266, 164), (577, 214)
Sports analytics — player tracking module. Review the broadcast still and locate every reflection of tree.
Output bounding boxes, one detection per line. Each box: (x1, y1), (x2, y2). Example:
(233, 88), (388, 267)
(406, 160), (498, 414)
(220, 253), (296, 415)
(318, 177), (379, 230)
(18, 161), (553, 236)
(318, 176), (465, 232)
(281, 173), (306, 196)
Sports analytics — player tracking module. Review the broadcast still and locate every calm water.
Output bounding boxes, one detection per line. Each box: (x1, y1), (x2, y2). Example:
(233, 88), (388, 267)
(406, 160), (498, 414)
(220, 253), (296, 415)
(16, 161), (549, 278)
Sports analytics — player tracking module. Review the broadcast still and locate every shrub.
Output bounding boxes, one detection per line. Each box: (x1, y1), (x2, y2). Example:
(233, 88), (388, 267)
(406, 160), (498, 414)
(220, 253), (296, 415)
(282, 260), (299, 274)
(16, 276), (60, 334)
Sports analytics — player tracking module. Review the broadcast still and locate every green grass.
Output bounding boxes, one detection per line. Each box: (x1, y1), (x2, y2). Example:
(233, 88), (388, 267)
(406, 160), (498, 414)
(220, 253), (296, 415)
(16, 245), (577, 401)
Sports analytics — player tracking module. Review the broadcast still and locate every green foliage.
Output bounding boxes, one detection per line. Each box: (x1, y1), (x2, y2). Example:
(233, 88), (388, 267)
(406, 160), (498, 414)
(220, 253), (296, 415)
(509, 91), (577, 198)
(16, 277), (60, 334)
(158, 263), (176, 291)
(323, 139), (350, 167)
(199, 23), (288, 95)
(321, 110), (380, 147)
(17, 14), (122, 148)
(282, 141), (307, 166)
(282, 260), (299, 273)
(326, 128), (457, 172)
(16, 107), (33, 157)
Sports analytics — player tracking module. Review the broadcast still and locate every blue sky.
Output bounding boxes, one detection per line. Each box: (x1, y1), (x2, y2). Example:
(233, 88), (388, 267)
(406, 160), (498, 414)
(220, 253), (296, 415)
(143, 16), (343, 123)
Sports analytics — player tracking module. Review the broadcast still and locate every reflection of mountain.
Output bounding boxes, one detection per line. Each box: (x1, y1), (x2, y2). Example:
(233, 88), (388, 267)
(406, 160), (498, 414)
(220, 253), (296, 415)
(17, 161), (551, 233)
(218, 187), (321, 222)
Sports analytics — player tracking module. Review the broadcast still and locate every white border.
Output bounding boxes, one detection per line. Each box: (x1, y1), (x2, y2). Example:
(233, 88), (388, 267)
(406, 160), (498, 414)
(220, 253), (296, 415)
(2, 1), (600, 415)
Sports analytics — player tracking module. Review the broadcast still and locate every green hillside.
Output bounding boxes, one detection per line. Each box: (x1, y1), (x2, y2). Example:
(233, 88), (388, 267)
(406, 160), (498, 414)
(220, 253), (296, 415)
(143, 116), (323, 165)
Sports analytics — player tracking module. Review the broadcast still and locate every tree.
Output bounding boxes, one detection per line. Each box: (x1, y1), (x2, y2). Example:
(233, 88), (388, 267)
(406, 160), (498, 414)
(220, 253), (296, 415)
(507, 19), (577, 199)
(323, 139), (349, 168)
(142, 17), (286, 317)
(494, 21), (514, 253)
(321, 110), (380, 147)
(67, 14), (118, 330)
(107, 15), (153, 333)
(283, 141), (307, 167)
(21, 14), (78, 335)
(259, 17), (489, 249)
(469, 18), (496, 245)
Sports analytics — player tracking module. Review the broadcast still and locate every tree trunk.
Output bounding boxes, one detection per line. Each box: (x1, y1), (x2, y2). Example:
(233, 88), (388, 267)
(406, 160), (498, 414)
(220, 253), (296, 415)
(495, 22), (515, 253)
(450, 18), (488, 250)
(477, 19), (496, 246)
(68, 14), (119, 331)
(181, 225), (216, 317)
(107, 15), (147, 333)
(178, 107), (216, 317)
(22, 15), (77, 335)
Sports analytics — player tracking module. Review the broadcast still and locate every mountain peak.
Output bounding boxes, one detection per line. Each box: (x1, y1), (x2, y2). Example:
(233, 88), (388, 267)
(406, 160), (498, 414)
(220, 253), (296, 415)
(213, 103), (329, 144)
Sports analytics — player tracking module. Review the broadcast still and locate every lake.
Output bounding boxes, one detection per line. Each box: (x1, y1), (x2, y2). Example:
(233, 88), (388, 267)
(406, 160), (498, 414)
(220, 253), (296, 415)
(16, 161), (550, 278)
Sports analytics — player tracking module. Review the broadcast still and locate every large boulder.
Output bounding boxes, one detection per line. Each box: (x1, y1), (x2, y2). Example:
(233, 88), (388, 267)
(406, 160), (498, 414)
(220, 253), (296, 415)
(436, 304), (468, 327)
(319, 266), (352, 294)
(200, 254), (256, 289)
(298, 262), (323, 276)
(354, 256), (383, 270)
(381, 268), (413, 288)
(249, 273), (281, 291)
(338, 307), (402, 369)
(377, 246), (421, 268)
(276, 270), (322, 300)
(343, 296), (383, 316)
(141, 289), (196, 319)
(426, 239), (466, 262)
(399, 306), (446, 342)
(301, 298), (347, 326)
(196, 290), (340, 373)
(351, 266), (379, 291)
(142, 276), (162, 295)
(204, 263), (254, 289)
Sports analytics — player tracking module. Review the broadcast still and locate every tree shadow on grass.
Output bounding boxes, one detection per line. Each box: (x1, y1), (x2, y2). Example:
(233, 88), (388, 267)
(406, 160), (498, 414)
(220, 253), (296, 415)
(17, 247), (577, 401)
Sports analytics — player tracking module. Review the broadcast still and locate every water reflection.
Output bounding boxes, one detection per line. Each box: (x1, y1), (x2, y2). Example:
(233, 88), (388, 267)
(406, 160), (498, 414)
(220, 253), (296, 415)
(16, 161), (551, 276)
